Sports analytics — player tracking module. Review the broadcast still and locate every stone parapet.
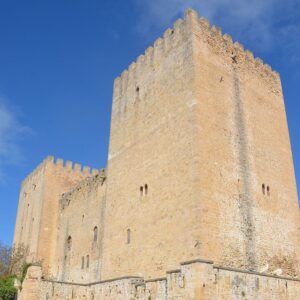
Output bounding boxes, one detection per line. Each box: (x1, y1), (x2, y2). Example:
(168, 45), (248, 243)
(18, 259), (300, 299)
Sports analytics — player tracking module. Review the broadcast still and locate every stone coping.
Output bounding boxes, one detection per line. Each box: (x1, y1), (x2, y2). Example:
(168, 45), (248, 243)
(214, 265), (300, 282)
(166, 269), (181, 274)
(181, 258), (214, 265)
(41, 258), (300, 287)
(145, 277), (167, 283)
(43, 276), (143, 287)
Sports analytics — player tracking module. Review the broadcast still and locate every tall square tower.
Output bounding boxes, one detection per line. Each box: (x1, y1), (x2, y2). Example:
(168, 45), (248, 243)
(13, 156), (95, 275)
(100, 9), (300, 279)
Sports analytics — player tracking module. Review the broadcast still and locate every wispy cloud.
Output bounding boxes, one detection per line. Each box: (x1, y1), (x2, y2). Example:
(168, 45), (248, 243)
(0, 98), (30, 182)
(134, 0), (300, 55)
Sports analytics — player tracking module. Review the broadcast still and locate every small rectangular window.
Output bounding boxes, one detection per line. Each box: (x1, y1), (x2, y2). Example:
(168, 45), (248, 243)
(86, 255), (89, 268)
(127, 229), (131, 244)
(93, 226), (98, 242)
(81, 256), (85, 269)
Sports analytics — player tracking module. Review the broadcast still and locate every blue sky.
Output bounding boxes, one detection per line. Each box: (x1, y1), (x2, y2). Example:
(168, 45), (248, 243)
(0, 0), (299, 246)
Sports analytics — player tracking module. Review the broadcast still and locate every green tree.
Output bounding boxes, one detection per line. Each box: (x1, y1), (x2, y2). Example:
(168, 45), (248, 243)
(0, 275), (16, 300)
(0, 242), (16, 300)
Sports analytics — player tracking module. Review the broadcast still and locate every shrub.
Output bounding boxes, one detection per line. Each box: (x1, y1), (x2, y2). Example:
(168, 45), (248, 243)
(20, 263), (32, 285)
(0, 275), (16, 300)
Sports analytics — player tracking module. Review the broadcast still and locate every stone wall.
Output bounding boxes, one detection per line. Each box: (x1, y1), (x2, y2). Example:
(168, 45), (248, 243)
(13, 8), (300, 296)
(13, 156), (100, 275)
(190, 9), (300, 276)
(100, 8), (300, 281)
(18, 260), (300, 300)
(101, 8), (207, 281)
(17, 265), (42, 300)
(13, 157), (49, 263)
(52, 172), (106, 283)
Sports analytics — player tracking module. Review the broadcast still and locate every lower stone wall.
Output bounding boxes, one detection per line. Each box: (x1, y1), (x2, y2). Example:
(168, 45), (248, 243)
(17, 265), (42, 300)
(40, 277), (143, 300)
(18, 259), (300, 299)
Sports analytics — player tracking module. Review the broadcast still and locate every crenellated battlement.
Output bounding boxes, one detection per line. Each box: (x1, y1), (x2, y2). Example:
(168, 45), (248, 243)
(187, 9), (278, 80)
(113, 9), (279, 101)
(113, 14), (188, 100)
(199, 27), (275, 75)
(21, 155), (53, 188)
(21, 155), (101, 188)
(50, 156), (100, 176)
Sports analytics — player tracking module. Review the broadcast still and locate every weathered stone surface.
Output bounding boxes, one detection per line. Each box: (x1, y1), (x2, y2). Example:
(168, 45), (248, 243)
(13, 156), (98, 276)
(13, 8), (300, 299)
(54, 174), (106, 283)
(19, 261), (300, 299)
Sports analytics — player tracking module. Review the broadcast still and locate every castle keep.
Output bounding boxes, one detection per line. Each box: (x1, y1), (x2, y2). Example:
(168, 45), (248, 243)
(13, 9), (300, 299)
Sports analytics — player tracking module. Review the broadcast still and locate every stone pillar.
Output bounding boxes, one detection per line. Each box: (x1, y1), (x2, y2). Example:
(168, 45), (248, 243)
(167, 259), (215, 300)
(18, 265), (42, 300)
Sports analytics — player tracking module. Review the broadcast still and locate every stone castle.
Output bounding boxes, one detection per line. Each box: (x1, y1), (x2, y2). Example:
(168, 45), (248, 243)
(13, 9), (300, 299)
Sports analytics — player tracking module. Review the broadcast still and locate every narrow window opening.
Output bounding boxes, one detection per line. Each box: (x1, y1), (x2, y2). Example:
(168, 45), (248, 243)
(262, 184), (265, 195)
(127, 229), (131, 244)
(86, 255), (89, 268)
(136, 86), (140, 93)
(82, 214), (85, 222)
(171, 29), (174, 35)
(140, 186), (143, 196)
(93, 226), (98, 242)
(144, 184), (148, 195)
(32, 184), (36, 190)
(67, 236), (72, 251)
(81, 256), (85, 269)
(267, 186), (270, 196)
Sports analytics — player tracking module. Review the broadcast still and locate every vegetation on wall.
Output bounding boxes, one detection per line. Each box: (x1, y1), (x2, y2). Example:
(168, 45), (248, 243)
(20, 263), (32, 285)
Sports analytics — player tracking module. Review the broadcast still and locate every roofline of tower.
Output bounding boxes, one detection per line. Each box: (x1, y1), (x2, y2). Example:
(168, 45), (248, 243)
(114, 8), (279, 92)
(21, 155), (103, 187)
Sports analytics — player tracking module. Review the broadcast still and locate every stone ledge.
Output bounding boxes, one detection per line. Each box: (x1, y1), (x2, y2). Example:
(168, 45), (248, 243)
(166, 269), (180, 274)
(42, 258), (300, 288)
(214, 265), (300, 282)
(181, 258), (214, 266)
(43, 276), (143, 287)
(145, 277), (167, 283)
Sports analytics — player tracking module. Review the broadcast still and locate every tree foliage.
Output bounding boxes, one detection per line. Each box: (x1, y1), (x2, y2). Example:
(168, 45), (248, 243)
(0, 241), (28, 299)
(0, 275), (16, 300)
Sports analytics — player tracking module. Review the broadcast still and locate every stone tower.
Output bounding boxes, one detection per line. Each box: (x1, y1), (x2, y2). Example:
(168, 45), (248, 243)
(100, 9), (300, 279)
(13, 9), (300, 300)
(13, 156), (98, 275)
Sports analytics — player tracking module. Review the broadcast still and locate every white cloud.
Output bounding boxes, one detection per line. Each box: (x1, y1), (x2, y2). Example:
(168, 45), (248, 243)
(134, 0), (300, 54)
(0, 98), (30, 182)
